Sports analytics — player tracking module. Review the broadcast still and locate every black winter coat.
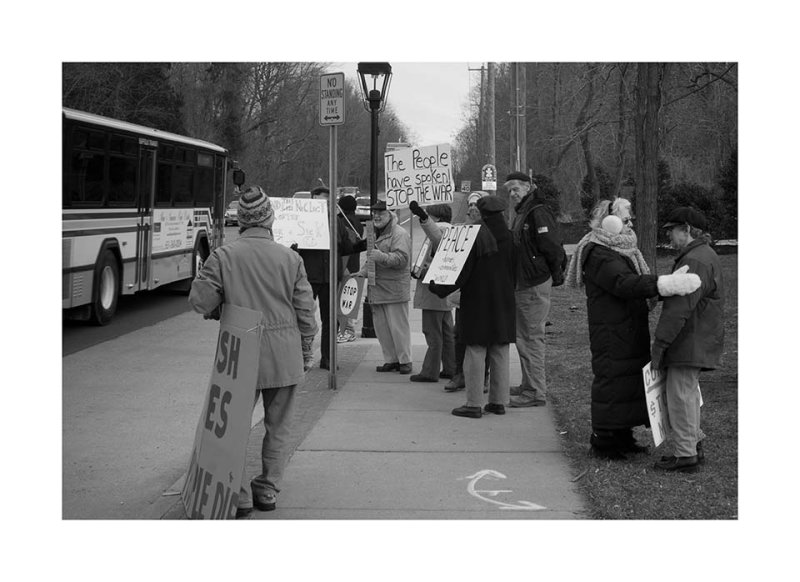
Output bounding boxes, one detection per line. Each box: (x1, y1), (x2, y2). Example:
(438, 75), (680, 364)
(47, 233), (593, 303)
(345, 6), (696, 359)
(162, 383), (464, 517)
(431, 213), (516, 345)
(582, 243), (659, 430)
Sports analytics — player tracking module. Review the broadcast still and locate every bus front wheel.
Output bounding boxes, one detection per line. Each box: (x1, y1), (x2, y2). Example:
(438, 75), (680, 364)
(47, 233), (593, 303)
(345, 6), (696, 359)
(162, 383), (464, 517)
(92, 250), (119, 325)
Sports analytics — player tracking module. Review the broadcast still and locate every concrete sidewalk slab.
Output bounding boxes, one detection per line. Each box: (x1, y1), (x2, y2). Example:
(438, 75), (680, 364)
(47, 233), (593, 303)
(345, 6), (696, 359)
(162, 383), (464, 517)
(266, 451), (580, 519)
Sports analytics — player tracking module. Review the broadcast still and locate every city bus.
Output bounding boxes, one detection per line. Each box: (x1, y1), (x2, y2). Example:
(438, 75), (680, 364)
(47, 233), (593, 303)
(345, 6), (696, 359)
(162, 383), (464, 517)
(62, 107), (245, 325)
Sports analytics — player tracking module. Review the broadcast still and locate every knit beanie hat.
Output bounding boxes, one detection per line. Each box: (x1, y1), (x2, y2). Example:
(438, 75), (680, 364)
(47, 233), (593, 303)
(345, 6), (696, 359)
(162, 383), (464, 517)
(338, 195), (357, 213)
(237, 186), (274, 227)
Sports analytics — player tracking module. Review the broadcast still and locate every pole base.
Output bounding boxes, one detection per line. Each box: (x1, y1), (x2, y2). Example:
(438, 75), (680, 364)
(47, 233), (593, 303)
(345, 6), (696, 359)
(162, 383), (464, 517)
(361, 302), (376, 338)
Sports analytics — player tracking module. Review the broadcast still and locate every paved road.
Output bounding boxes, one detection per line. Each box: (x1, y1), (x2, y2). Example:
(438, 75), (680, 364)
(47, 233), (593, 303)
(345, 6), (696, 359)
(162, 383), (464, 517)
(63, 227), (242, 357)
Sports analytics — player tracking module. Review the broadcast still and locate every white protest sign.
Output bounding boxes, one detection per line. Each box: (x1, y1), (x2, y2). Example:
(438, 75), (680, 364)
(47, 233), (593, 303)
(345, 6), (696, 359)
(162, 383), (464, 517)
(270, 197), (330, 250)
(338, 275), (366, 318)
(182, 304), (261, 519)
(384, 143), (455, 209)
(642, 362), (670, 447)
(422, 224), (481, 285)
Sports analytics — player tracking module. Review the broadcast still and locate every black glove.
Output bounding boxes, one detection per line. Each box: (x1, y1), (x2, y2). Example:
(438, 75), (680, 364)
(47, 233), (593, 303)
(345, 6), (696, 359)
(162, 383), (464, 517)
(409, 200), (428, 221)
(290, 243), (299, 253)
(352, 238), (367, 253)
(552, 272), (565, 287)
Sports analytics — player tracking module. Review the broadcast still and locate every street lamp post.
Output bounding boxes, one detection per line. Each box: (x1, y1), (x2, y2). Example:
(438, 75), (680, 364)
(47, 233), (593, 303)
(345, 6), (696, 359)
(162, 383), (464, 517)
(356, 62), (392, 339)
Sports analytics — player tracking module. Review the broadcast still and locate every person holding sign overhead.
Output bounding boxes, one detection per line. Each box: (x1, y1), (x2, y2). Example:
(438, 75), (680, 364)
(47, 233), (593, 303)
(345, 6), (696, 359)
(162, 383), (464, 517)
(189, 186), (317, 517)
(430, 196), (516, 418)
(355, 200), (413, 374)
(408, 201), (456, 383)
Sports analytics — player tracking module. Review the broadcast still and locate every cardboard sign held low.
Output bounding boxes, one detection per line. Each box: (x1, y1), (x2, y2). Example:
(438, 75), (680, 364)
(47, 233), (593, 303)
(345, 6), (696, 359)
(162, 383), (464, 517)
(422, 224), (480, 285)
(642, 363), (670, 447)
(181, 304), (261, 519)
(642, 363), (704, 448)
(338, 275), (366, 319)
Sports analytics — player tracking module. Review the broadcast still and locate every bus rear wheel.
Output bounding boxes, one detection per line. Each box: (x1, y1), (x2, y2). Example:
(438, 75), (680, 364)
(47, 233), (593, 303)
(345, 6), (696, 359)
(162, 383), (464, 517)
(92, 250), (119, 325)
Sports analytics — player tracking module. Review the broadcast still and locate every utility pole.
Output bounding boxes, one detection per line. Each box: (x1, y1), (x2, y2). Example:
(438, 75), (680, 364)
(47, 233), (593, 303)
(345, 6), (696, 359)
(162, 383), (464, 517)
(486, 62), (496, 167)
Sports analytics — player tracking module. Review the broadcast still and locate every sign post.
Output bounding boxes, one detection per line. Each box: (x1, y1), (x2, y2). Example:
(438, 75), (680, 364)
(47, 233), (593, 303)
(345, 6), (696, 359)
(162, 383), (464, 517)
(481, 164), (497, 192)
(320, 72), (345, 390)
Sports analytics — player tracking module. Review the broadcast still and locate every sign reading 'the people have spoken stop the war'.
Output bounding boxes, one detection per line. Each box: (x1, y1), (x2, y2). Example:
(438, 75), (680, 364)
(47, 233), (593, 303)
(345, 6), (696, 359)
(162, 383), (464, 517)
(181, 304), (260, 519)
(422, 224), (480, 285)
(384, 143), (455, 209)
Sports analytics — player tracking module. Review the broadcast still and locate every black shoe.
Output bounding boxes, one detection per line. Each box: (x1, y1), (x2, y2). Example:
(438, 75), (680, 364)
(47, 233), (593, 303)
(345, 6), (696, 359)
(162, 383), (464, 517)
(235, 506), (253, 519)
(484, 403), (506, 415)
(452, 405), (482, 418)
(252, 490), (277, 511)
(589, 445), (627, 461)
(661, 440), (705, 464)
(410, 374), (438, 382)
(654, 455), (699, 473)
(439, 371), (454, 379)
(376, 362), (400, 372)
(397, 363), (413, 374)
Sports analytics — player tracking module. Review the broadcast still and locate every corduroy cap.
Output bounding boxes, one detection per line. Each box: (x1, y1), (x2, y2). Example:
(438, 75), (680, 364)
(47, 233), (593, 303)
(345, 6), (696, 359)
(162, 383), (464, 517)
(505, 171), (531, 183)
(477, 195), (507, 216)
(237, 186), (274, 227)
(662, 206), (707, 231)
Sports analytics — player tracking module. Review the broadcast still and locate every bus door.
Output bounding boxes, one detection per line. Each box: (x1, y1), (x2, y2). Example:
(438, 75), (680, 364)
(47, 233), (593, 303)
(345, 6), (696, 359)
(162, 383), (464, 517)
(136, 139), (157, 290)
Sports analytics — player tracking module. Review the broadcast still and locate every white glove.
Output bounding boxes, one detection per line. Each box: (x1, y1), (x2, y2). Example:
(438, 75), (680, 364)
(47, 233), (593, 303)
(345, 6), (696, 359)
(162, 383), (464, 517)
(657, 268), (701, 296)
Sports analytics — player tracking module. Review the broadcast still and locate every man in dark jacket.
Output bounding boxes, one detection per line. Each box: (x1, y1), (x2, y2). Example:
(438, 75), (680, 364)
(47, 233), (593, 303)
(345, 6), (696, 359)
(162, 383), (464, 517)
(430, 196), (516, 418)
(296, 187), (357, 369)
(505, 172), (566, 407)
(652, 207), (725, 473)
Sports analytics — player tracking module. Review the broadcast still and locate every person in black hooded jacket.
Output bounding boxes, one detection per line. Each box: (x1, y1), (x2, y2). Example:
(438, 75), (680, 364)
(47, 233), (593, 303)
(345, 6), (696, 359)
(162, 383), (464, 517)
(430, 195), (516, 418)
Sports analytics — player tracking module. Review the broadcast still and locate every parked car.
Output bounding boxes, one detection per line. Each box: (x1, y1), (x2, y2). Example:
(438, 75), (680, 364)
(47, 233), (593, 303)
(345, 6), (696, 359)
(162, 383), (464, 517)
(355, 195), (371, 223)
(224, 200), (239, 226)
(292, 191), (312, 199)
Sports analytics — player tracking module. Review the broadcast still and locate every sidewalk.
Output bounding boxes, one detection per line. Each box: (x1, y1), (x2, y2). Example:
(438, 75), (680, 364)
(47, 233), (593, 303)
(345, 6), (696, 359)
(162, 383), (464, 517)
(209, 305), (587, 520)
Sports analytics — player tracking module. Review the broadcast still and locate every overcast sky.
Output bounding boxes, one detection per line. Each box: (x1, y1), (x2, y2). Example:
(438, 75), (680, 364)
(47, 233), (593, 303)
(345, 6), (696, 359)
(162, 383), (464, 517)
(341, 62), (476, 147)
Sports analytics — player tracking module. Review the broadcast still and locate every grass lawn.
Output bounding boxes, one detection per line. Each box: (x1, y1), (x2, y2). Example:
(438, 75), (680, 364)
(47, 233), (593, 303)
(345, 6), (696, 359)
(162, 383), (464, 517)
(545, 253), (738, 519)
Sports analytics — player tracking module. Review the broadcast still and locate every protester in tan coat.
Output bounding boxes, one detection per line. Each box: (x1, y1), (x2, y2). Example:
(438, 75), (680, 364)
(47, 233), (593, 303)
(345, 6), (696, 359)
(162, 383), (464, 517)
(189, 186), (317, 517)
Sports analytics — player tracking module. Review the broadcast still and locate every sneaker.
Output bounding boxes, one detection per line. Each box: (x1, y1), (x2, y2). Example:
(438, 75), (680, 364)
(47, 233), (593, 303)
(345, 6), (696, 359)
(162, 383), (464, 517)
(342, 330), (356, 343)
(444, 374), (465, 392)
(451, 405), (482, 418)
(397, 363), (413, 375)
(509, 384), (523, 397)
(653, 455), (699, 473)
(483, 403), (506, 415)
(252, 489), (277, 511)
(336, 332), (348, 344)
(509, 394), (546, 408)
